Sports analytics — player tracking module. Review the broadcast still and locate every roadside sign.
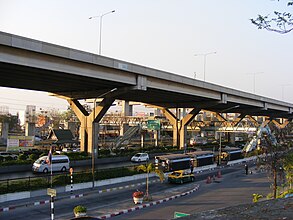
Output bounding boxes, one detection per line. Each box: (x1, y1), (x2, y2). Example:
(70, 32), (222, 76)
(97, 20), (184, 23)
(147, 120), (160, 131)
(69, 167), (73, 174)
(174, 211), (190, 218)
(47, 188), (57, 197)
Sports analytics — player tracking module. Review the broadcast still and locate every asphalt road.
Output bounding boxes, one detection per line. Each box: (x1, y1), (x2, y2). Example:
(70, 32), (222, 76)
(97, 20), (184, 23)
(0, 163), (271, 220)
(0, 160), (138, 180)
(111, 168), (271, 220)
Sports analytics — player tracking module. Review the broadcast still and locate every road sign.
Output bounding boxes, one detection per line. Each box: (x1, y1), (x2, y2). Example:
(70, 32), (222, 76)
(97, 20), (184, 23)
(47, 188), (56, 197)
(147, 120), (160, 131)
(174, 211), (190, 218)
(70, 167), (73, 174)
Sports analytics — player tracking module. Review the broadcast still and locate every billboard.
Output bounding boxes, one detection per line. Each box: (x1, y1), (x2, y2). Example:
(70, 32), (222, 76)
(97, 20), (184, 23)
(7, 136), (34, 151)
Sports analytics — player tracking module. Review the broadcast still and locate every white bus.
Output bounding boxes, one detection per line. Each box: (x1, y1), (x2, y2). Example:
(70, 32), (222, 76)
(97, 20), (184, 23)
(32, 155), (70, 173)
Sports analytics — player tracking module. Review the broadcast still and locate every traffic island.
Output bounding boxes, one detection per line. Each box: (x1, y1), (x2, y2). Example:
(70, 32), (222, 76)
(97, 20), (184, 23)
(95, 184), (200, 219)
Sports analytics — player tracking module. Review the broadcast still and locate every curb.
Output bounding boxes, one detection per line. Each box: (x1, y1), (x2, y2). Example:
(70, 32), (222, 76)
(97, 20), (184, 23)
(0, 179), (161, 212)
(96, 184), (200, 219)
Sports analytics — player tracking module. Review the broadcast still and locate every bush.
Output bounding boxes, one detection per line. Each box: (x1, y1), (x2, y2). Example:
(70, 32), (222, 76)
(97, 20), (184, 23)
(73, 205), (87, 214)
(18, 154), (27, 161)
(4, 156), (13, 161)
(28, 154), (38, 161)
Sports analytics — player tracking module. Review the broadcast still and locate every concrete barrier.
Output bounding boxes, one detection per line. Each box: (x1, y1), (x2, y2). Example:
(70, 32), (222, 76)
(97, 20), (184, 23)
(0, 191), (30, 203)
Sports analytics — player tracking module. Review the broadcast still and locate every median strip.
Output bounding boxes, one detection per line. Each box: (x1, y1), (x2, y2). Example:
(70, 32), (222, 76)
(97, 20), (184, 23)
(96, 184), (200, 219)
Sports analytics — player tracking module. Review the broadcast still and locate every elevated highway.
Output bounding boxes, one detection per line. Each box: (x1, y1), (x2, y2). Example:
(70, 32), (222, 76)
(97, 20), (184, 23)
(0, 31), (292, 151)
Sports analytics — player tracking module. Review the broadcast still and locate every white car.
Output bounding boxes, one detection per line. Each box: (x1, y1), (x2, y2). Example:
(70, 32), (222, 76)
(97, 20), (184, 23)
(0, 152), (18, 160)
(131, 153), (149, 162)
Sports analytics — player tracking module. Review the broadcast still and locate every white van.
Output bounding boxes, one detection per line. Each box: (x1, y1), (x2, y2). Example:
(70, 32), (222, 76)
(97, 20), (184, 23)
(32, 155), (70, 173)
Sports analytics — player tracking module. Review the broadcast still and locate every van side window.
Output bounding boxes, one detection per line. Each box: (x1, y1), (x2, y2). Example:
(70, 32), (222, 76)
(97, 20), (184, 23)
(53, 159), (69, 163)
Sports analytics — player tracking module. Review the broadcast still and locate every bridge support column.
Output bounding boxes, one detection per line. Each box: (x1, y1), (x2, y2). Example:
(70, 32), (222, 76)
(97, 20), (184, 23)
(161, 108), (178, 147)
(161, 108), (200, 149)
(25, 122), (35, 137)
(179, 108), (201, 149)
(68, 97), (115, 153)
(120, 101), (133, 136)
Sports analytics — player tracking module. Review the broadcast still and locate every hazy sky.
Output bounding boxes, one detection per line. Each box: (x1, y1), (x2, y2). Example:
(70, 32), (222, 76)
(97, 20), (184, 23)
(0, 0), (292, 115)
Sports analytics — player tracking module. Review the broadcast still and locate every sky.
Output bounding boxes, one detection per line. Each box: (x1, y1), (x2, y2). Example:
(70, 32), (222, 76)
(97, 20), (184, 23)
(0, 0), (292, 118)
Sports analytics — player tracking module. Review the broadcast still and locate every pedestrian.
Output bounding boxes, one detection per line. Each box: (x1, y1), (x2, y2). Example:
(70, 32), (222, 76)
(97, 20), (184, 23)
(245, 164), (248, 175)
(190, 160), (194, 174)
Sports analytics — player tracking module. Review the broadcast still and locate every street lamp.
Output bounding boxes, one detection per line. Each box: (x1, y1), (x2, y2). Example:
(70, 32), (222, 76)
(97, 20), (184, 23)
(247, 72), (263, 94)
(194, 52), (216, 81)
(281, 84), (291, 100)
(91, 88), (117, 189)
(89, 10), (115, 55)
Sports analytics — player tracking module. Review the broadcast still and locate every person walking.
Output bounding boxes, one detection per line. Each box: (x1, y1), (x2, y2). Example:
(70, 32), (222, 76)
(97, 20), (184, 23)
(190, 160), (194, 174)
(245, 164), (248, 175)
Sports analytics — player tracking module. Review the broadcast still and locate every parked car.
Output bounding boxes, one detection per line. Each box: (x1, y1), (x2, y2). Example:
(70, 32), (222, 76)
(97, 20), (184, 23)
(168, 170), (195, 184)
(131, 153), (149, 162)
(0, 152), (18, 160)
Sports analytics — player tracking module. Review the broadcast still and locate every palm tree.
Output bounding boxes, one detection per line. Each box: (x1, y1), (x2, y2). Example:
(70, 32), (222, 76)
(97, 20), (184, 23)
(136, 162), (165, 201)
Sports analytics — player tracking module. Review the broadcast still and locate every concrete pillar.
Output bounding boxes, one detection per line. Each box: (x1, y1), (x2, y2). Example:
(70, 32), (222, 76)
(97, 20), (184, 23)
(0, 123), (8, 139)
(162, 108), (200, 149)
(161, 108), (178, 147)
(179, 108), (200, 149)
(154, 130), (160, 147)
(229, 132), (235, 146)
(68, 97), (114, 153)
(120, 123), (129, 136)
(141, 132), (144, 148)
(120, 101), (132, 136)
(25, 122), (35, 137)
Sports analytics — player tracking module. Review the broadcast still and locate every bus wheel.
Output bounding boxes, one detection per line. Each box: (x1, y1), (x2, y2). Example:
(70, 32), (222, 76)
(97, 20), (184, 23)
(43, 168), (48, 173)
(61, 167), (66, 172)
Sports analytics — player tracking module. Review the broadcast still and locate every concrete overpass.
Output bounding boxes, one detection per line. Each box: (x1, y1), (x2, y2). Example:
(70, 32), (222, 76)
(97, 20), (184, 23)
(0, 31), (292, 151)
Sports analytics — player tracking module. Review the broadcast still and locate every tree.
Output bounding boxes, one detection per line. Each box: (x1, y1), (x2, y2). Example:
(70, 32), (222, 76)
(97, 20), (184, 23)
(136, 163), (165, 201)
(261, 126), (290, 199)
(0, 113), (21, 133)
(251, 0), (293, 34)
(283, 151), (293, 189)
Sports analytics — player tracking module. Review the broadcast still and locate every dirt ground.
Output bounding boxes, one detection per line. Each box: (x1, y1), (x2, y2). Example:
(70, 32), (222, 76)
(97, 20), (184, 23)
(182, 197), (293, 220)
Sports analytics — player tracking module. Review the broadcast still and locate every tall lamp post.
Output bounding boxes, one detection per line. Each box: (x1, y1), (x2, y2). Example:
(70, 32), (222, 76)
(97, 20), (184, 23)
(247, 72), (263, 94)
(281, 84), (291, 100)
(91, 88), (117, 189)
(194, 52), (216, 81)
(89, 10), (115, 55)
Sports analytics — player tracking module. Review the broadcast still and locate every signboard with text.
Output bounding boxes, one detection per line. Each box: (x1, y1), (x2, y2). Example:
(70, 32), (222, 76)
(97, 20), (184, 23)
(147, 120), (160, 131)
(7, 136), (34, 151)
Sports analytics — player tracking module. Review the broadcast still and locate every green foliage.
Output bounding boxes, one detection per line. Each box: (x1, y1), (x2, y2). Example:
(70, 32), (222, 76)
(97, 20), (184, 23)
(73, 205), (87, 214)
(277, 188), (293, 198)
(99, 149), (111, 156)
(28, 154), (38, 161)
(18, 154), (27, 161)
(136, 163), (165, 182)
(40, 153), (47, 157)
(0, 160), (31, 166)
(3, 156), (13, 161)
(0, 176), (50, 194)
(252, 193), (263, 203)
(63, 152), (90, 161)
